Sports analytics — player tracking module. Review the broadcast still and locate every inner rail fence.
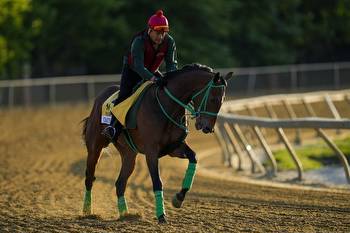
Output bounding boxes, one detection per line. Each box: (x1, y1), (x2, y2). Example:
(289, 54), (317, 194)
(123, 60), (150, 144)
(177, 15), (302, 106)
(1, 61), (350, 107)
(215, 89), (350, 184)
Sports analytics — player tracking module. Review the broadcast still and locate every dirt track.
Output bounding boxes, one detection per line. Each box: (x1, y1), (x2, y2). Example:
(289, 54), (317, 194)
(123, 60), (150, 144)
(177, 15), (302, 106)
(0, 105), (349, 232)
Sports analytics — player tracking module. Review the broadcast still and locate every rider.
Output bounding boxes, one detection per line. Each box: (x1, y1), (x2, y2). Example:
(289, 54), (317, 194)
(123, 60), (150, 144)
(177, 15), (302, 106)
(102, 9), (178, 142)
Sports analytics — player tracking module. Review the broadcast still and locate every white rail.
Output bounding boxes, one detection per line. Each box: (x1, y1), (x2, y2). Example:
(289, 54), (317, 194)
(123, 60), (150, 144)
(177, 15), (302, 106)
(1, 61), (350, 107)
(216, 89), (350, 184)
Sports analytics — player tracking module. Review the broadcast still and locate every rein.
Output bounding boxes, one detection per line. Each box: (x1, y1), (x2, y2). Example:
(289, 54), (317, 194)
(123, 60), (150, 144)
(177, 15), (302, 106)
(155, 79), (225, 132)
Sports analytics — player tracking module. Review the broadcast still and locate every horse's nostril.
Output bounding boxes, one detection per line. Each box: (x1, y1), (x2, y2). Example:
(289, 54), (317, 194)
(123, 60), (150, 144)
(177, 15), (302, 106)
(203, 127), (211, 134)
(195, 122), (202, 130)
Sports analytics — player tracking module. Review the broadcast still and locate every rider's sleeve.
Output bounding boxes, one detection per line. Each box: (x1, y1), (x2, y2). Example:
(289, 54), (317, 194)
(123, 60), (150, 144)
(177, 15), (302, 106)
(165, 36), (178, 72)
(130, 37), (154, 80)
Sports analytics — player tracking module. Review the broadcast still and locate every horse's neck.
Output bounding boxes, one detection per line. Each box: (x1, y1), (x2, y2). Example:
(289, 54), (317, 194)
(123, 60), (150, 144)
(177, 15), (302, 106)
(151, 70), (212, 131)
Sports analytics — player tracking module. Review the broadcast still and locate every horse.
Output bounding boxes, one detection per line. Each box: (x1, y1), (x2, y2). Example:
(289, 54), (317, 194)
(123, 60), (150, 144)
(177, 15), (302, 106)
(81, 63), (233, 223)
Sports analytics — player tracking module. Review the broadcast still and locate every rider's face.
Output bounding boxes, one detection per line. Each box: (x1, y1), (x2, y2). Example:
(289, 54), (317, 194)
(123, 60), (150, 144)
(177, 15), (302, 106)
(148, 29), (167, 45)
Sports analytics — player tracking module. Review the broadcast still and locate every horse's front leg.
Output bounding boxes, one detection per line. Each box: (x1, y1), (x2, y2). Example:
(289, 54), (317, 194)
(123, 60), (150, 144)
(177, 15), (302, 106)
(169, 143), (197, 209)
(145, 152), (167, 224)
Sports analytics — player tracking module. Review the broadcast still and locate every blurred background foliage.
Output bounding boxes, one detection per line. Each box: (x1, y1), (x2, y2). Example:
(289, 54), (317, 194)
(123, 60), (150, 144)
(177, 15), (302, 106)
(0, 0), (350, 79)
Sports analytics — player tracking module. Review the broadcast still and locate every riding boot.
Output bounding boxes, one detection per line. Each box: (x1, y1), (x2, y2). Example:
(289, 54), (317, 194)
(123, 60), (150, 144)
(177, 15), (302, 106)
(101, 115), (122, 142)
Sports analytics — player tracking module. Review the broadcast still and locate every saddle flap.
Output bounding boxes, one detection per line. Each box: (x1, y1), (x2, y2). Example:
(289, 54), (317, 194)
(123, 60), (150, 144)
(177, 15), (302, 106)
(111, 81), (153, 127)
(101, 90), (119, 124)
(101, 81), (153, 128)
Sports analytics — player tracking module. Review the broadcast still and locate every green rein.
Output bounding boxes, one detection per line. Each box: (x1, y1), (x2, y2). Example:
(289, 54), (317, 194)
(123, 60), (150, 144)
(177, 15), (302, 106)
(155, 79), (225, 132)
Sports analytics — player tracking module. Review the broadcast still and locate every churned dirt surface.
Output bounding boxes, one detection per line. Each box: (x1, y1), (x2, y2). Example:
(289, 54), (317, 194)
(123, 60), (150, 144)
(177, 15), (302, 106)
(0, 104), (349, 233)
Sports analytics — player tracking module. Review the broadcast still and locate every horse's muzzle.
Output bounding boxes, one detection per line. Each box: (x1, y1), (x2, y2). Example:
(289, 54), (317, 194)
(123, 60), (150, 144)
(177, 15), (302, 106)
(195, 121), (202, 130)
(196, 121), (214, 134)
(202, 127), (214, 134)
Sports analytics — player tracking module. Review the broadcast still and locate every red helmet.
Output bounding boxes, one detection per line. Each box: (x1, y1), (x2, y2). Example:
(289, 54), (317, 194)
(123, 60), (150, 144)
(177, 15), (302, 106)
(148, 10), (169, 32)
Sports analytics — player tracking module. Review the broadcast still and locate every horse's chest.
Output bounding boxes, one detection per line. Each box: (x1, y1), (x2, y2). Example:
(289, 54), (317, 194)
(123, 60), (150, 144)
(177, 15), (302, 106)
(159, 129), (188, 155)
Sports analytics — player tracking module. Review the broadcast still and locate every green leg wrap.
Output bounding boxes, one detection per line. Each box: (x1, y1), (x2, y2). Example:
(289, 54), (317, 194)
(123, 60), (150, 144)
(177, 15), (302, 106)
(83, 190), (92, 215)
(154, 190), (165, 218)
(182, 163), (197, 190)
(117, 196), (128, 216)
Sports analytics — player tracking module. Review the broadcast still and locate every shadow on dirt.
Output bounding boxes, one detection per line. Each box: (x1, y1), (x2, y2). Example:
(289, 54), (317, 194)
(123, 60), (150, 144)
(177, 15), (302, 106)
(70, 158), (114, 186)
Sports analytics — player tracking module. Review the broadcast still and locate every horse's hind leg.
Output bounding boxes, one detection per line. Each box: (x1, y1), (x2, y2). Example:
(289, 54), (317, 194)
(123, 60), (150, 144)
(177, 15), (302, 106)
(169, 142), (197, 209)
(83, 142), (104, 215)
(114, 144), (137, 218)
(143, 148), (168, 224)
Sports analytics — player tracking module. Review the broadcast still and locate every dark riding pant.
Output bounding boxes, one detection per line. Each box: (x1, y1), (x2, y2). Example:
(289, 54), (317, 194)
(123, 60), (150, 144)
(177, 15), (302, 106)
(106, 66), (160, 140)
(113, 66), (143, 106)
(109, 66), (144, 136)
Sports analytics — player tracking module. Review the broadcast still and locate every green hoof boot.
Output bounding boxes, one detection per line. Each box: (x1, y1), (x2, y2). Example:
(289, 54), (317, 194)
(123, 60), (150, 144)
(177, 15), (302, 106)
(172, 193), (183, 208)
(119, 210), (128, 219)
(82, 205), (92, 215)
(83, 190), (92, 215)
(158, 214), (167, 224)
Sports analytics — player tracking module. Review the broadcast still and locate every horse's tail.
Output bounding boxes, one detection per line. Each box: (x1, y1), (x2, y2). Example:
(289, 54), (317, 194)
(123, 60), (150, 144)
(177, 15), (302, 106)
(80, 117), (89, 144)
(80, 85), (118, 146)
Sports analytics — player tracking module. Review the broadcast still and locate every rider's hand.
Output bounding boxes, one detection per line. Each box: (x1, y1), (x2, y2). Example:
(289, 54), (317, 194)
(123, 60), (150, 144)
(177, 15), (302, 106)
(150, 76), (167, 87)
(154, 71), (163, 78)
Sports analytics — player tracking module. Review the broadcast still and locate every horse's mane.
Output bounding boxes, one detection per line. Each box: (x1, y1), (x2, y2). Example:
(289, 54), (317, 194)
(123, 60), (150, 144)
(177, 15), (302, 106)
(163, 63), (214, 80)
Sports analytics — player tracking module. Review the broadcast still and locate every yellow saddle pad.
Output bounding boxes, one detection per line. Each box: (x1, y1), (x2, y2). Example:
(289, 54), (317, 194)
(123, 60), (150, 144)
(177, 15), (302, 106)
(101, 90), (119, 124)
(101, 81), (152, 126)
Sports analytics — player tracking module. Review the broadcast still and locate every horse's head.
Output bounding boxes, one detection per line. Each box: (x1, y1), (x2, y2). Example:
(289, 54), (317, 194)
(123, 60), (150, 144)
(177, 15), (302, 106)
(193, 72), (233, 134)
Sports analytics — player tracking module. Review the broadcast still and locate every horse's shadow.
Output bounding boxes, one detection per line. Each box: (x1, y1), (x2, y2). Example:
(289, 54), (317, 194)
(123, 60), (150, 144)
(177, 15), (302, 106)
(70, 158), (87, 178)
(70, 158), (114, 185)
(28, 213), (148, 232)
(70, 158), (158, 193)
(77, 212), (143, 222)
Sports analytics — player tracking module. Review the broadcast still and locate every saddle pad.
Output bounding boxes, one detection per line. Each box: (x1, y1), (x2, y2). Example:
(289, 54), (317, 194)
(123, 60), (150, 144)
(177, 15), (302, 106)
(111, 81), (152, 126)
(101, 90), (119, 124)
(101, 81), (153, 127)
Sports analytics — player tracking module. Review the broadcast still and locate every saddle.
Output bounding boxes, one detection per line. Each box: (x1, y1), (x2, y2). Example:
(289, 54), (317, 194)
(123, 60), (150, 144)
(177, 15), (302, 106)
(101, 81), (153, 129)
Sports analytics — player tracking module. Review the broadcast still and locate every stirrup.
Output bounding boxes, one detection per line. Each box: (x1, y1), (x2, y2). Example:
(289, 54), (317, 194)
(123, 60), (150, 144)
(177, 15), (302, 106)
(102, 126), (116, 141)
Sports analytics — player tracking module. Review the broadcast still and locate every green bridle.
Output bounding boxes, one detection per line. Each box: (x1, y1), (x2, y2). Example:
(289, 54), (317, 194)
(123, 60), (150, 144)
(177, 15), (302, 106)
(155, 78), (226, 132)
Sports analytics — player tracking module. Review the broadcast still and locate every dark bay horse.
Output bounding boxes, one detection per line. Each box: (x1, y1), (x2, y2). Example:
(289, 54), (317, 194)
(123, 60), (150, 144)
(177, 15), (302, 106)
(81, 64), (233, 223)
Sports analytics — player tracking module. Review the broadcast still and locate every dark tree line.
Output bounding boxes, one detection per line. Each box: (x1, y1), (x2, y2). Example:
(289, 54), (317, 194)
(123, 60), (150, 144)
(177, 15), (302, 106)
(1, 0), (350, 79)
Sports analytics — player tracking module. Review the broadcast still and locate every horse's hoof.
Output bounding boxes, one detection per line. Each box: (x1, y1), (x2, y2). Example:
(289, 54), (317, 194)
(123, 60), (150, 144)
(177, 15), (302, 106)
(82, 208), (92, 216)
(158, 214), (167, 224)
(172, 194), (183, 208)
(119, 211), (128, 218)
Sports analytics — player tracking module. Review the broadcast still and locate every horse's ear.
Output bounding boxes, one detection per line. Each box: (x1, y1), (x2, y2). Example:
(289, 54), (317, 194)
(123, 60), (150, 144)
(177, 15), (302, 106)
(224, 72), (234, 81)
(214, 72), (220, 82)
